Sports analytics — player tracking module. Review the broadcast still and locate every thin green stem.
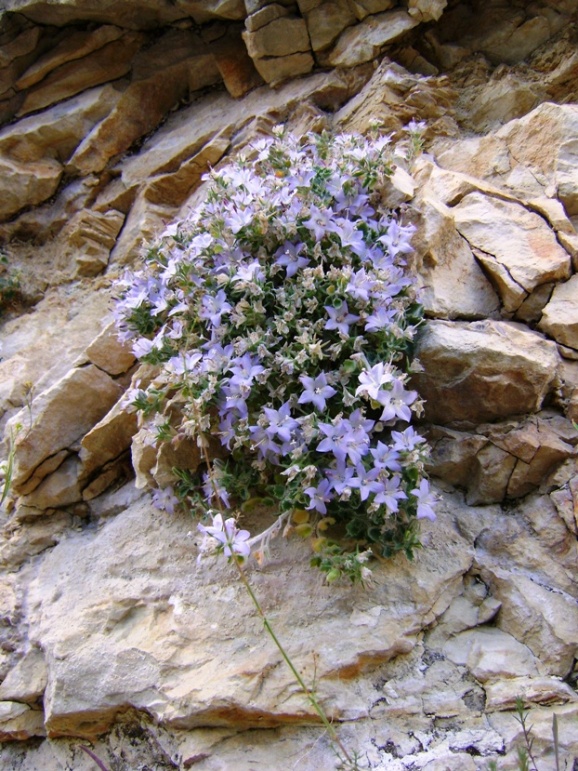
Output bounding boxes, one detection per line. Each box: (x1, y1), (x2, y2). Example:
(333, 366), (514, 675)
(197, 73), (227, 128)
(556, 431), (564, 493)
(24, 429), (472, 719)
(232, 554), (353, 767)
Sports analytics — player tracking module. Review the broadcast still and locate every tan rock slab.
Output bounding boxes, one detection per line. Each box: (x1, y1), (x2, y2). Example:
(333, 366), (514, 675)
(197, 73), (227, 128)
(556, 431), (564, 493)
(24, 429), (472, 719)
(412, 320), (560, 425)
(80, 403), (138, 481)
(108, 192), (176, 267)
(211, 30), (264, 98)
(252, 51), (315, 84)
(415, 195), (500, 319)
(245, 3), (290, 31)
(57, 209), (126, 278)
(443, 627), (540, 681)
(16, 34), (145, 117)
(0, 156), (62, 221)
(453, 193), (571, 313)
(0, 24), (40, 69)
(304, 1), (356, 52)
(328, 10), (419, 67)
(10, 365), (124, 493)
(408, 0), (447, 22)
(143, 134), (230, 208)
(539, 274), (578, 352)
(67, 34), (217, 176)
(0, 648), (47, 703)
(84, 322), (136, 377)
(485, 676), (578, 711)
(349, 0), (395, 21)
(0, 83), (123, 165)
(16, 25), (124, 91)
(20, 455), (82, 510)
(24, 487), (470, 737)
(0, 702), (45, 741)
(242, 17), (310, 59)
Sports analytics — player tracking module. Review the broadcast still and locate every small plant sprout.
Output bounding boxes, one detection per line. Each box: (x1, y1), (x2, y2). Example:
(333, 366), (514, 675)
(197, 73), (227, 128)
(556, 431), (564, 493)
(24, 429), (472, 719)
(115, 129), (435, 582)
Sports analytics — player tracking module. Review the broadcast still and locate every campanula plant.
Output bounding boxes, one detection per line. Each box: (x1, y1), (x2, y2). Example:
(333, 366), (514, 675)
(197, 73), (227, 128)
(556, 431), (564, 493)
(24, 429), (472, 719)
(115, 127), (435, 581)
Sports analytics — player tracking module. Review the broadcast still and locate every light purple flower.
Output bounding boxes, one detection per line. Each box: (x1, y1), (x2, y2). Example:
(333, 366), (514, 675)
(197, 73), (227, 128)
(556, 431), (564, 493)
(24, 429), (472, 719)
(198, 513), (251, 558)
(364, 305), (397, 332)
(328, 218), (367, 257)
(391, 426), (426, 452)
(374, 475), (407, 513)
(298, 373), (337, 411)
(274, 242), (310, 277)
(324, 301), (360, 336)
(410, 478), (436, 521)
(379, 379), (417, 423)
(199, 289), (232, 328)
(304, 478), (333, 514)
(355, 363), (393, 403)
(152, 486), (179, 515)
(263, 401), (299, 443)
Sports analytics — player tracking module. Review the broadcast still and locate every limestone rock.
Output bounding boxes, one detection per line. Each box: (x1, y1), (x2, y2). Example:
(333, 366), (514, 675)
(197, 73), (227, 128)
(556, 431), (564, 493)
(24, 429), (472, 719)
(539, 274), (578, 352)
(245, 3), (290, 31)
(408, 0), (447, 22)
(0, 83), (122, 165)
(348, 0), (395, 21)
(67, 32), (220, 176)
(452, 193), (571, 313)
(443, 627), (540, 682)
(211, 29), (264, 98)
(0, 649), (47, 704)
(16, 34), (145, 117)
(304, 1), (356, 52)
(20, 455), (82, 509)
(485, 676), (578, 711)
(414, 195), (500, 319)
(252, 52), (315, 84)
(0, 702), (45, 741)
(0, 156), (62, 221)
(58, 209), (125, 277)
(15, 25), (124, 91)
(79, 402), (138, 481)
(242, 16), (310, 58)
(143, 134), (230, 208)
(22, 487), (470, 738)
(328, 10), (419, 68)
(9, 366), (124, 494)
(83, 322), (136, 377)
(108, 192), (175, 266)
(412, 320), (560, 425)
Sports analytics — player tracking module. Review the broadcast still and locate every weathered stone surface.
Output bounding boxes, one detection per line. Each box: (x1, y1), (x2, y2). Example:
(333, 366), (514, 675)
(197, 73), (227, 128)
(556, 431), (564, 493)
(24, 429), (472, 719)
(0, 702), (45, 741)
(0, 84), (122, 164)
(58, 209), (125, 277)
(412, 320), (560, 425)
(245, 3), (289, 31)
(349, 0), (395, 21)
(485, 676), (578, 711)
(142, 133), (230, 207)
(539, 274), (578, 351)
(67, 32), (221, 176)
(20, 455), (82, 509)
(252, 51), (315, 84)
(414, 195), (500, 319)
(16, 34), (145, 117)
(21, 487), (470, 738)
(211, 29), (264, 98)
(242, 16), (310, 58)
(0, 0), (238, 28)
(328, 10), (419, 67)
(408, 0), (447, 22)
(0, 649), (47, 704)
(304, 0), (356, 52)
(15, 25), (124, 90)
(0, 156), (62, 221)
(79, 402), (138, 481)
(443, 627), (540, 681)
(9, 365), (124, 493)
(453, 193), (571, 312)
(83, 322), (135, 377)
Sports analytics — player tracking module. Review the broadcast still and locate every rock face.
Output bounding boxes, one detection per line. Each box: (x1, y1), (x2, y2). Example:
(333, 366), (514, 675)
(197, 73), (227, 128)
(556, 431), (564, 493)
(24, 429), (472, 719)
(1, 1), (578, 769)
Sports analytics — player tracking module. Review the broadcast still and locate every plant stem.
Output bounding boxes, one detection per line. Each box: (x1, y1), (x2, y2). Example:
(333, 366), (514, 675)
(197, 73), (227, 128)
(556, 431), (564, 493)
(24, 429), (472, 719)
(232, 554), (354, 767)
